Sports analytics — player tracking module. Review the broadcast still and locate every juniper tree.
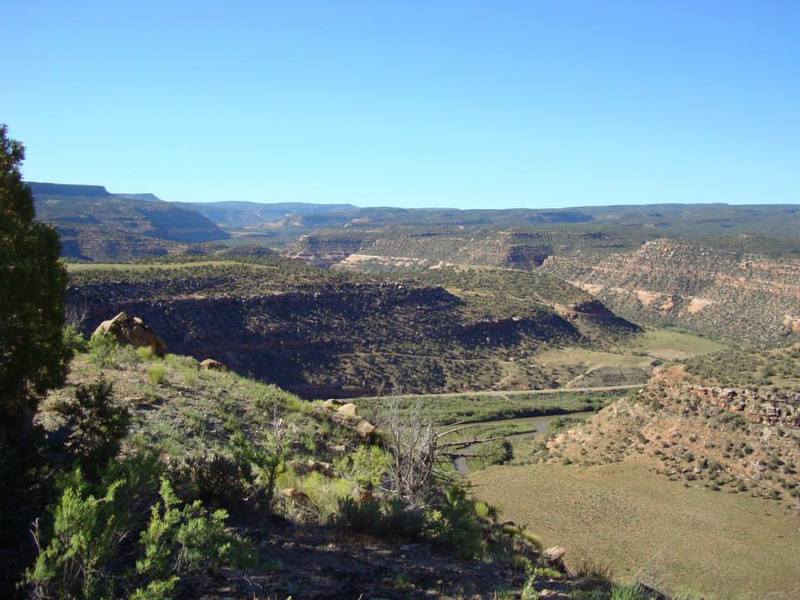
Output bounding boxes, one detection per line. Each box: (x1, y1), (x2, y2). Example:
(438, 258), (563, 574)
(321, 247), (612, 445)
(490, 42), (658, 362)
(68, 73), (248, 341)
(0, 124), (67, 445)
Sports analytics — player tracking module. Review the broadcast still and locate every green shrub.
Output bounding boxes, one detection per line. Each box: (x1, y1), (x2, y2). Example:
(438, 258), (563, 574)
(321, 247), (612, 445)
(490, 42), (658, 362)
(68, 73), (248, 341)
(425, 486), (485, 559)
(334, 485), (486, 559)
(54, 379), (130, 476)
(147, 364), (167, 385)
(230, 431), (286, 510)
(338, 445), (391, 489)
(334, 496), (426, 540)
(136, 346), (157, 361)
(89, 333), (118, 367)
(173, 450), (250, 509)
(26, 471), (127, 599)
(63, 325), (89, 355)
(609, 583), (647, 600)
(521, 572), (539, 600)
(134, 477), (255, 592)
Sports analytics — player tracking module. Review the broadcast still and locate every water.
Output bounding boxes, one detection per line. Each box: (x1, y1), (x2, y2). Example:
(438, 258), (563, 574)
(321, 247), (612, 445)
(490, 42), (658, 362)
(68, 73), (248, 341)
(452, 410), (595, 476)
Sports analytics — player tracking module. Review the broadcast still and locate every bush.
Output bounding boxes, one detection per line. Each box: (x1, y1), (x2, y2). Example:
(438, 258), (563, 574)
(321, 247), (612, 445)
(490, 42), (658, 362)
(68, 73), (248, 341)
(334, 496), (426, 540)
(147, 364), (167, 385)
(609, 583), (648, 600)
(134, 477), (255, 594)
(136, 346), (157, 362)
(26, 463), (255, 600)
(334, 485), (487, 559)
(338, 445), (391, 490)
(26, 471), (127, 599)
(63, 325), (89, 356)
(88, 333), (118, 368)
(173, 450), (250, 509)
(54, 379), (130, 477)
(424, 486), (485, 559)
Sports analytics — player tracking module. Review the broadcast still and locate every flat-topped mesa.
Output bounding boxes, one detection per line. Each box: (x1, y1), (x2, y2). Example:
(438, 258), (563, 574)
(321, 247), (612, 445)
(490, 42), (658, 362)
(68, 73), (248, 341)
(92, 311), (167, 357)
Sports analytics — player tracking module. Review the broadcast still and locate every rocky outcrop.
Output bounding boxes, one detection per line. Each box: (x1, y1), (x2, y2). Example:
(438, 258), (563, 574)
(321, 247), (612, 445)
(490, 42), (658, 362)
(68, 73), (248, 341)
(541, 368), (800, 510)
(542, 239), (800, 343)
(92, 311), (167, 356)
(200, 358), (228, 371)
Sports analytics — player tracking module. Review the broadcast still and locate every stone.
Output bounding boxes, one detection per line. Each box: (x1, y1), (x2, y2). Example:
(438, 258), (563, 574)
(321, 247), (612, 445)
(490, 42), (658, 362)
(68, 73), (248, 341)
(93, 311), (167, 356)
(543, 545), (566, 564)
(200, 358), (227, 371)
(337, 403), (358, 418)
(281, 488), (311, 505)
(355, 419), (376, 439)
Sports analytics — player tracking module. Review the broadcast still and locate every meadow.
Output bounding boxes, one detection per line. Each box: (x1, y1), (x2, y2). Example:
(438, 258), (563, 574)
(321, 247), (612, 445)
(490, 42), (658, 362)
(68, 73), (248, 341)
(352, 388), (626, 426)
(471, 462), (800, 600)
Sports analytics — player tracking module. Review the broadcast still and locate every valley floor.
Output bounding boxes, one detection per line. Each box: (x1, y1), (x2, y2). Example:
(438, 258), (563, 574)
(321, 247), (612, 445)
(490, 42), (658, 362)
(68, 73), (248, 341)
(470, 462), (800, 600)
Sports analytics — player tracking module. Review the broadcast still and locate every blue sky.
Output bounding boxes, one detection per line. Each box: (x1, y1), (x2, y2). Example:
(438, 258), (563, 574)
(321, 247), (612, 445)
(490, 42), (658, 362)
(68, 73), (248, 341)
(3, 1), (799, 208)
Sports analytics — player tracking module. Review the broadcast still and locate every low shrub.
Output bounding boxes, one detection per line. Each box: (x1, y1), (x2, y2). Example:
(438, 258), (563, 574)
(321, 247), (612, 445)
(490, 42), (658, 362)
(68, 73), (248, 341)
(136, 346), (157, 362)
(53, 379), (130, 477)
(63, 325), (88, 355)
(26, 460), (255, 600)
(88, 333), (118, 368)
(133, 477), (256, 595)
(147, 364), (167, 385)
(334, 485), (490, 560)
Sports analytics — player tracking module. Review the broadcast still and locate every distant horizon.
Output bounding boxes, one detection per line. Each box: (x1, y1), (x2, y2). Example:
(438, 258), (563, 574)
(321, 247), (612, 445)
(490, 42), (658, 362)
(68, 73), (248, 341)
(6, 2), (799, 209)
(27, 180), (800, 211)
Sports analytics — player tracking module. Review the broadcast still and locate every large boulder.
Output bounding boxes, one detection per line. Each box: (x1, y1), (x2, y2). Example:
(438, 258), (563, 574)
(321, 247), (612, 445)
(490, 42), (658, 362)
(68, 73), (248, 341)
(93, 312), (167, 357)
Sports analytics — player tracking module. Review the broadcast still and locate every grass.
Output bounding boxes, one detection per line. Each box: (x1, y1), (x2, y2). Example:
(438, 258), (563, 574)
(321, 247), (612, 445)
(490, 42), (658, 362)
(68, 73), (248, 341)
(536, 328), (724, 370)
(353, 389), (621, 426)
(471, 462), (800, 599)
(628, 328), (725, 359)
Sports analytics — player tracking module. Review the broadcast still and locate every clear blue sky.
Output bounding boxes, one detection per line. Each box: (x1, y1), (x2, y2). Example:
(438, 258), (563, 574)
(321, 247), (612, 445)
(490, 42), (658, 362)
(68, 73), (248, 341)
(3, 1), (799, 208)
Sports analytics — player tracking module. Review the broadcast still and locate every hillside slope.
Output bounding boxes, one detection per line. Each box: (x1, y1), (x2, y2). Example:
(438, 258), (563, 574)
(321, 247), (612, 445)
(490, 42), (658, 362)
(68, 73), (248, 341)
(539, 362), (800, 511)
(30, 345), (552, 599)
(66, 259), (639, 398)
(542, 238), (800, 344)
(31, 182), (229, 260)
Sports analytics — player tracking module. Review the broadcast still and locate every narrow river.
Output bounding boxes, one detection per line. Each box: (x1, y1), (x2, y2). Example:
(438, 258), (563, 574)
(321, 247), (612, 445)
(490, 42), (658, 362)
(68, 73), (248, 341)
(452, 410), (595, 476)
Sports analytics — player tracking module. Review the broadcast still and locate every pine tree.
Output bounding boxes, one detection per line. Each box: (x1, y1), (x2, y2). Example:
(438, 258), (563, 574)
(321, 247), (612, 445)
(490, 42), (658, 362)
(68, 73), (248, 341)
(0, 124), (67, 444)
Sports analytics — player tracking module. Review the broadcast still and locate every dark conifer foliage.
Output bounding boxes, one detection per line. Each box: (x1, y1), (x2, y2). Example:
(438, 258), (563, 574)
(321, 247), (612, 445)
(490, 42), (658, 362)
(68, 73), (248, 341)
(0, 124), (67, 444)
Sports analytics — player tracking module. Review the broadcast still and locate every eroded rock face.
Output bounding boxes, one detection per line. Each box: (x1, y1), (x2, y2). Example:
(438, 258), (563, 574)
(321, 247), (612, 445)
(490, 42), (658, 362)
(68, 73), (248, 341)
(93, 311), (167, 356)
(543, 238), (800, 343)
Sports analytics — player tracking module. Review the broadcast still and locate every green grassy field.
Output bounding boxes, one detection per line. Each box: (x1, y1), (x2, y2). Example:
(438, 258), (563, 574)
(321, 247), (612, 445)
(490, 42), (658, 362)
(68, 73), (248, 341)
(471, 462), (800, 600)
(536, 328), (724, 369)
(353, 388), (626, 426)
(629, 328), (725, 359)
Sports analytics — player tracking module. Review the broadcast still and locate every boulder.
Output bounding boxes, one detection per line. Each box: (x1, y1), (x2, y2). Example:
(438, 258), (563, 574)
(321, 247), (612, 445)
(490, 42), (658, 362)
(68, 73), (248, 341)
(200, 358), (227, 371)
(93, 312), (167, 356)
(543, 545), (566, 565)
(292, 459), (335, 478)
(337, 403), (358, 419)
(355, 419), (376, 439)
(281, 487), (311, 506)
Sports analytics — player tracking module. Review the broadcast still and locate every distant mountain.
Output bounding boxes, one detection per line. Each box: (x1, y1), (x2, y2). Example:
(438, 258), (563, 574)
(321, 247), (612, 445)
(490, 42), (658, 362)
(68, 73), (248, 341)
(116, 193), (164, 203)
(180, 200), (360, 229)
(30, 182), (229, 260)
(181, 199), (800, 238)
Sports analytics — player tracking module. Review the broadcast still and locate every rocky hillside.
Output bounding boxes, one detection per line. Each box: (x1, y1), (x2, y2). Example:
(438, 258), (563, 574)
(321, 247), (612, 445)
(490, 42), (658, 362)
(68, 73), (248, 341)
(542, 238), (800, 344)
(66, 259), (639, 398)
(31, 182), (229, 260)
(288, 229), (635, 271)
(27, 337), (554, 599)
(538, 365), (800, 512)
